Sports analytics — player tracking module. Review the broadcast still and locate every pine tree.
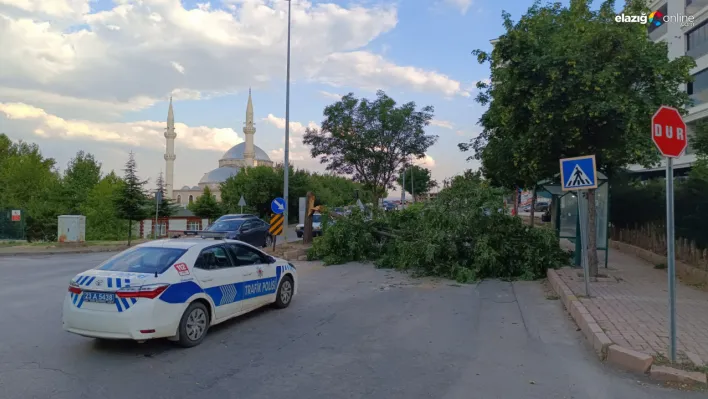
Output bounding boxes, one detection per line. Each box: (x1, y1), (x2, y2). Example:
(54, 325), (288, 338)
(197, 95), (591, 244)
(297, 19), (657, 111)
(114, 151), (149, 245)
(154, 172), (179, 218)
(188, 186), (222, 222)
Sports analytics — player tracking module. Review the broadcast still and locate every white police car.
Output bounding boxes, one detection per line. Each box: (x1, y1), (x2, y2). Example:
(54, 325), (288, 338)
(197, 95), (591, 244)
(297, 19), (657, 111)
(62, 238), (297, 347)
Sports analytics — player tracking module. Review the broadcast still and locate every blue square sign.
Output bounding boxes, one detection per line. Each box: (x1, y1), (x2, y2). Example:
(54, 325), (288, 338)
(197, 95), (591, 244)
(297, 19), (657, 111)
(560, 155), (598, 191)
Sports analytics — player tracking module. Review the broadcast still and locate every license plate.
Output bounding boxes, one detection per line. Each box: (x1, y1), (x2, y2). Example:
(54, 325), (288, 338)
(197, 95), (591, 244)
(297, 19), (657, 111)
(83, 291), (116, 304)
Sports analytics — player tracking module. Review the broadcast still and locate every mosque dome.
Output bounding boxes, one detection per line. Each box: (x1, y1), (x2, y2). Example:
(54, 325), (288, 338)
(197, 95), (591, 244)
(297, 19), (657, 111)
(198, 166), (241, 185)
(221, 142), (271, 162)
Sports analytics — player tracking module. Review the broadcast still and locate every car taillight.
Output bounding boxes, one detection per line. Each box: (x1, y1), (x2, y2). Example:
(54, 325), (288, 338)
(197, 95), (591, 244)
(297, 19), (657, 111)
(116, 283), (170, 299)
(68, 281), (82, 295)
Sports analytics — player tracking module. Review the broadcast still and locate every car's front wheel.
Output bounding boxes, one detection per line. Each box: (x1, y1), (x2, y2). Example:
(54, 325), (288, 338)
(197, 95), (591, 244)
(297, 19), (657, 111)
(273, 277), (294, 309)
(176, 302), (210, 348)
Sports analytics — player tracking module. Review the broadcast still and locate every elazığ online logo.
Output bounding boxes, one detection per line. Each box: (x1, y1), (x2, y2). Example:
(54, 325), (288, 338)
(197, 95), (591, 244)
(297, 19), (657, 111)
(615, 10), (694, 28)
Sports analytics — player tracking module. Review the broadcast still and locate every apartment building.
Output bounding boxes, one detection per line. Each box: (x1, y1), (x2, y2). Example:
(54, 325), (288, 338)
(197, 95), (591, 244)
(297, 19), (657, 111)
(489, 1), (707, 178)
(624, 0), (704, 178)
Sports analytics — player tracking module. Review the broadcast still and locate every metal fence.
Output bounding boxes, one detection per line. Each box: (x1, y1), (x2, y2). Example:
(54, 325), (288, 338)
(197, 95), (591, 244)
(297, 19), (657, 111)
(0, 209), (26, 240)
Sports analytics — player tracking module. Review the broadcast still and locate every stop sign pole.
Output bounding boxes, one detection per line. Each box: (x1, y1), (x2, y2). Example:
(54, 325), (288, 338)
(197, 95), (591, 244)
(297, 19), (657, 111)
(652, 105), (688, 363)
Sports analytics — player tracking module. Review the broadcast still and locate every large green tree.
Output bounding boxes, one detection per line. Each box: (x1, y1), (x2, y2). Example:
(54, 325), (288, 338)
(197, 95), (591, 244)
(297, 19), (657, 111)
(221, 166), (281, 217)
(81, 172), (127, 240)
(189, 186), (222, 221)
(464, 0), (695, 275)
(303, 90), (438, 203)
(396, 165), (438, 198)
(0, 134), (64, 241)
(62, 151), (102, 214)
(114, 152), (149, 245)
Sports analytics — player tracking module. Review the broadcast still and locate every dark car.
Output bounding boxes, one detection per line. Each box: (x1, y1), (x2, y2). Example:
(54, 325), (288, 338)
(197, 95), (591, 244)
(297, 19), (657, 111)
(200, 217), (273, 248)
(213, 214), (259, 224)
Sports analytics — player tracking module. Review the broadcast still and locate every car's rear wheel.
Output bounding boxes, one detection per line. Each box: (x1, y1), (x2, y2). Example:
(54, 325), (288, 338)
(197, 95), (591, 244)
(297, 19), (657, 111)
(264, 234), (273, 248)
(273, 276), (293, 309)
(176, 302), (209, 348)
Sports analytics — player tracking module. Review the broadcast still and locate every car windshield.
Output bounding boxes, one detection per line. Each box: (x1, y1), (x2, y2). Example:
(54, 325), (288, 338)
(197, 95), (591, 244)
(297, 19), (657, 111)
(313, 214), (322, 223)
(97, 247), (186, 274)
(208, 220), (244, 231)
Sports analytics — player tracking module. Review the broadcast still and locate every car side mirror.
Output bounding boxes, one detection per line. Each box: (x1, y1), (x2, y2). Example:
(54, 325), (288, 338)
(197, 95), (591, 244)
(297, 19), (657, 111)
(268, 256), (277, 264)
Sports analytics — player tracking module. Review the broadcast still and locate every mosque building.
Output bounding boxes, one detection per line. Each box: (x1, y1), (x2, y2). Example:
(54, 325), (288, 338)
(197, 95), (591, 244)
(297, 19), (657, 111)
(138, 90), (274, 238)
(165, 89), (274, 206)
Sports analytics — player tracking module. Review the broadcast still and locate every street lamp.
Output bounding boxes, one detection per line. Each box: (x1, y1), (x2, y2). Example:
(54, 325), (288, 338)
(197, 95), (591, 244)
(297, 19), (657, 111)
(283, 0), (292, 232)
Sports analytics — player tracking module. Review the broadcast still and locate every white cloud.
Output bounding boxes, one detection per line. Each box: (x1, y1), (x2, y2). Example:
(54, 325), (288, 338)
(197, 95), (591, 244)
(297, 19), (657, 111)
(0, 0), (90, 19)
(262, 113), (319, 150)
(0, 0), (467, 110)
(319, 90), (342, 100)
(430, 119), (454, 129)
(0, 102), (243, 152)
(414, 154), (436, 168)
(171, 61), (186, 74)
(310, 51), (469, 97)
(443, 0), (473, 15)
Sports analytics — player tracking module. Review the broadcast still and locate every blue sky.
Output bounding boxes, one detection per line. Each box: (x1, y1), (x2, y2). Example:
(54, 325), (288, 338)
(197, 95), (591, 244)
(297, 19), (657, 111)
(0, 0), (578, 197)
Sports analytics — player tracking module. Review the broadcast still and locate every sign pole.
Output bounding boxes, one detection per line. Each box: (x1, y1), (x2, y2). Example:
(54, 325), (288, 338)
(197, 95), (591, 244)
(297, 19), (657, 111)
(666, 156), (677, 363)
(559, 154), (598, 298)
(651, 105), (685, 364)
(577, 190), (590, 297)
(154, 191), (160, 240)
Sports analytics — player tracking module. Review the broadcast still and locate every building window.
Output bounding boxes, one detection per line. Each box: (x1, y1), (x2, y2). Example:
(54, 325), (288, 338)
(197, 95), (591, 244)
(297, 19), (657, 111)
(687, 67), (708, 106)
(154, 222), (167, 236)
(177, 194), (182, 204)
(187, 221), (200, 231)
(189, 195), (194, 204)
(687, 19), (708, 59)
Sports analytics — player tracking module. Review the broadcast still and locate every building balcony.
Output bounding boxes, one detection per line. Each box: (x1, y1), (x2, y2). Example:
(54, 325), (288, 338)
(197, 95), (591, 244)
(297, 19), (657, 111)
(687, 0), (708, 15)
(648, 22), (668, 41)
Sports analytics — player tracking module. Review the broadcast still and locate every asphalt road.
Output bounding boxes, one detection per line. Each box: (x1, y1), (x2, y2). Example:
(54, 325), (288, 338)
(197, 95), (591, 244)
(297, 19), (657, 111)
(0, 253), (700, 399)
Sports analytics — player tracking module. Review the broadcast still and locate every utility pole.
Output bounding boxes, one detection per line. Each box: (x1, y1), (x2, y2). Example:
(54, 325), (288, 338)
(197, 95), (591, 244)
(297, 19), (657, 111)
(283, 0), (292, 232)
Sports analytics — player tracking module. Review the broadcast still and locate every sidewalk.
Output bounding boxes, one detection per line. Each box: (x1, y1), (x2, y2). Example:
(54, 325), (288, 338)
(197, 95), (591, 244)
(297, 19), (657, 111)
(555, 240), (708, 365)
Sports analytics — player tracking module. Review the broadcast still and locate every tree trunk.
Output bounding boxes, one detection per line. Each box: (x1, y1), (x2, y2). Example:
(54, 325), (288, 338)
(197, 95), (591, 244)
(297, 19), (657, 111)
(512, 187), (519, 216)
(529, 187), (537, 227)
(587, 189), (598, 277)
(127, 219), (132, 246)
(303, 191), (314, 244)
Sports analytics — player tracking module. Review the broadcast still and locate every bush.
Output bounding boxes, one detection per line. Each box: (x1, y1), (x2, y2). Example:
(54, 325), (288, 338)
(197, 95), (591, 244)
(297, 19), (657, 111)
(308, 172), (570, 282)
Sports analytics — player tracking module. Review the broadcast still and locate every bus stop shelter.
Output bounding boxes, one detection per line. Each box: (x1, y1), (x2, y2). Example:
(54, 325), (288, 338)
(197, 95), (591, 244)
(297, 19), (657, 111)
(537, 173), (609, 268)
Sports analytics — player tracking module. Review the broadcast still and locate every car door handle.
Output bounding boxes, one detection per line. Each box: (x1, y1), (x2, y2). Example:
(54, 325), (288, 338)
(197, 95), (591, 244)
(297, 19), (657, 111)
(243, 273), (253, 276)
(201, 277), (214, 282)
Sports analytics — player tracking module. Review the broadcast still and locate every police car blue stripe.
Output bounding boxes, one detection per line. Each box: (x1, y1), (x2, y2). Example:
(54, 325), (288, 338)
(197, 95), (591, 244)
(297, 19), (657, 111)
(120, 298), (130, 309)
(85, 277), (95, 286)
(131, 298), (137, 304)
(76, 294), (85, 308)
(76, 276), (86, 285)
(125, 279), (131, 286)
(107, 278), (113, 288)
(116, 279), (122, 288)
(115, 300), (123, 312)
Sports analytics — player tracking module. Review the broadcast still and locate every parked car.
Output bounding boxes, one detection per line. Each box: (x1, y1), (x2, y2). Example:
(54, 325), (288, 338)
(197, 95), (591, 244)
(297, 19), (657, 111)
(213, 214), (258, 224)
(200, 217), (273, 248)
(295, 213), (323, 238)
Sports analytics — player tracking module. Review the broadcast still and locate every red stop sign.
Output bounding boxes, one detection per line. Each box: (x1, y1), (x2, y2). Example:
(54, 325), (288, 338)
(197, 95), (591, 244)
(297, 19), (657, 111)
(652, 106), (687, 157)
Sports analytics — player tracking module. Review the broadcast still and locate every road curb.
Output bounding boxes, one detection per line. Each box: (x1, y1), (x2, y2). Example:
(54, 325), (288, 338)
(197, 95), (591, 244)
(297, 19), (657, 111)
(0, 246), (127, 257)
(547, 268), (707, 386)
(547, 269), (612, 360)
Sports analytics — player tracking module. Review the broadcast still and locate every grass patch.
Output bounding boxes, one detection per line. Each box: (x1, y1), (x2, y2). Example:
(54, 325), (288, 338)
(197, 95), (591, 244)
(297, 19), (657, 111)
(655, 263), (667, 269)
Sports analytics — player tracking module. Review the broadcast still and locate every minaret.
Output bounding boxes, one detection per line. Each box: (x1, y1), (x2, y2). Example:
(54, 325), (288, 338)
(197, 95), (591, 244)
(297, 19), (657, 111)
(164, 97), (176, 199)
(243, 88), (256, 166)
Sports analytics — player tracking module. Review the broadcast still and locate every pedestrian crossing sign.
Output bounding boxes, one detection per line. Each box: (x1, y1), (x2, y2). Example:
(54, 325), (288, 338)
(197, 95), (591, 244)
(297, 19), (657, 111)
(560, 155), (598, 191)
